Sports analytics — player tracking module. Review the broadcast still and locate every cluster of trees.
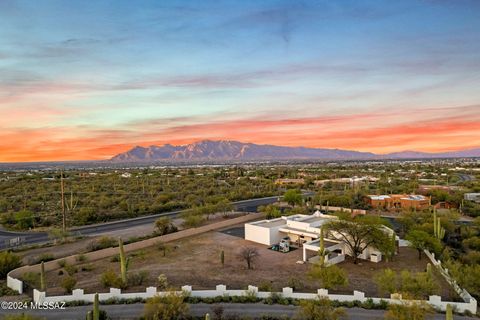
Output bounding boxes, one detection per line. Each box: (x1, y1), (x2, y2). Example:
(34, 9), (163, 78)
(0, 168), (277, 230)
(397, 209), (480, 300)
(374, 267), (438, 299)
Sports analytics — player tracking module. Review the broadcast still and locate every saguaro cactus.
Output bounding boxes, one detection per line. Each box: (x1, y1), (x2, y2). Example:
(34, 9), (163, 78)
(220, 250), (224, 267)
(93, 292), (100, 320)
(426, 263), (432, 276)
(392, 232), (397, 256)
(433, 209), (445, 240)
(118, 238), (127, 285)
(445, 304), (453, 320)
(318, 227), (325, 266)
(40, 261), (46, 291)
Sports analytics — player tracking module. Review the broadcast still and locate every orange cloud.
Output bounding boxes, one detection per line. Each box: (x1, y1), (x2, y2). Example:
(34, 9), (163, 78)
(1, 109), (479, 162)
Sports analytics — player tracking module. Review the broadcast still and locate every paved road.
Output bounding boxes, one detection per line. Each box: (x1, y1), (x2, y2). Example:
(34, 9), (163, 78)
(458, 174), (475, 182)
(0, 303), (475, 320)
(0, 195), (283, 250)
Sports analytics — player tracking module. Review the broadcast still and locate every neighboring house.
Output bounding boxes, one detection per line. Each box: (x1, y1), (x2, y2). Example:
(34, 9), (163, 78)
(275, 178), (305, 185)
(314, 205), (366, 216)
(314, 176), (379, 187)
(418, 185), (464, 193)
(120, 172), (132, 178)
(366, 194), (430, 210)
(244, 212), (394, 265)
(464, 193), (480, 203)
(433, 201), (456, 210)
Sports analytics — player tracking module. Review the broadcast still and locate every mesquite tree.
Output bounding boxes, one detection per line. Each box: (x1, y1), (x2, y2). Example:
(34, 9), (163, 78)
(325, 217), (391, 264)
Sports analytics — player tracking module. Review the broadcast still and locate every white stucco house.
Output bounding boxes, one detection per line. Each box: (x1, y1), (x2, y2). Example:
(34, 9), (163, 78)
(245, 211), (395, 265)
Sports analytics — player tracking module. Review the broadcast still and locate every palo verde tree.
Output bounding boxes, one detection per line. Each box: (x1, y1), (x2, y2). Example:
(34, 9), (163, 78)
(406, 230), (442, 260)
(283, 189), (303, 207)
(308, 264), (348, 290)
(324, 215), (392, 264)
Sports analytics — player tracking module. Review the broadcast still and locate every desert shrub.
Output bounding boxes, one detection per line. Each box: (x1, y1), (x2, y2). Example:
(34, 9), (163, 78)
(110, 255), (120, 262)
(0, 251), (22, 278)
(0, 282), (19, 296)
(265, 292), (288, 305)
(57, 259), (67, 268)
(157, 274), (168, 290)
(128, 271), (149, 286)
(75, 254), (87, 262)
(60, 275), (77, 293)
(64, 264), (78, 276)
(101, 269), (122, 288)
(88, 236), (116, 251)
(22, 272), (40, 288)
(258, 280), (273, 292)
(129, 250), (146, 260)
(182, 214), (205, 228)
(80, 264), (95, 272)
(287, 277), (304, 291)
(34, 253), (55, 264)
(154, 217), (178, 235)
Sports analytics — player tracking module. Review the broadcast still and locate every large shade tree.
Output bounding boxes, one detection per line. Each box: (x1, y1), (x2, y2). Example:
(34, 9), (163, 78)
(325, 215), (393, 264)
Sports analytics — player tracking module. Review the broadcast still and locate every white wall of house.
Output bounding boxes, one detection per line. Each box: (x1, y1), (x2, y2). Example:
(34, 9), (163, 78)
(244, 221), (284, 246)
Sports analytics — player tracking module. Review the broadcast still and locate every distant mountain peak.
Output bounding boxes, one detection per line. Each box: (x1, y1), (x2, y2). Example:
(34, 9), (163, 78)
(110, 140), (480, 162)
(111, 140), (375, 162)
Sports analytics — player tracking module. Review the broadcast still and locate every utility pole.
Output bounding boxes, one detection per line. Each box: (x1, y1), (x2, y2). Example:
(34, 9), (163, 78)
(61, 170), (66, 232)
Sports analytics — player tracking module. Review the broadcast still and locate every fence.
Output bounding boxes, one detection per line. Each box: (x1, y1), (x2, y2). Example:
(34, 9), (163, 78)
(7, 212), (262, 294)
(424, 249), (477, 312)
(31, 284), (477, 314)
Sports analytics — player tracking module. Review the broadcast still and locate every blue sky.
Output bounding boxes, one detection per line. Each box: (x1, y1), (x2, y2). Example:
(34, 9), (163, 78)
(0, 0), (479, 161)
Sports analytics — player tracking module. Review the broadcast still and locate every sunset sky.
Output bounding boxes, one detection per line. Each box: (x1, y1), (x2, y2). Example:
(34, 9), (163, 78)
(1, 0), (480, 162)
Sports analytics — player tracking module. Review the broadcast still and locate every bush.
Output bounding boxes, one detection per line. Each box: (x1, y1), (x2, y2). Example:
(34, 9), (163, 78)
(34, 253), (55, 264)
(265, 292), (288, 305)
(0, 251), (22, 278)
(287, 277), (304, 291)
(158, 274), (168, 290)
(22, 272), (40, 288)
(88, 236), (116, 251)
(57, 259), (67, 268)
(101, 269), (122, 288)
(61, 275), (77, 293)
(80, 264), (95, 272)
(154, 217), (178, 235)
(362, 298), (375, 309)
(0, 282), (19, 296)
(110, 255), (120, 262)
(128, 271), (149, 286)
(182, 214), (205, 228)
(258, 280), (273, 292)
(75, 254), (87, 263)
(64, 264), (78, 276)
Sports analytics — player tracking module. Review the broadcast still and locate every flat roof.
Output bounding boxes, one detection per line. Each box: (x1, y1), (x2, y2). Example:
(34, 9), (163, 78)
(252, 219), (286, 228)
(279, 227), (319, 238)
(368, 195), (391, 200)
(304, 238), (339, 247)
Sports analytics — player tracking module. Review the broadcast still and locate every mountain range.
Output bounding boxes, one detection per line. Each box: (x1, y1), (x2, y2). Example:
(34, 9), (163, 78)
(110, 140), (480, 162)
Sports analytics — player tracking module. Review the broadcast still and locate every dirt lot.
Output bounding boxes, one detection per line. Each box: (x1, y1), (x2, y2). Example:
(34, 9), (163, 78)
(42, 226), (456, 300)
